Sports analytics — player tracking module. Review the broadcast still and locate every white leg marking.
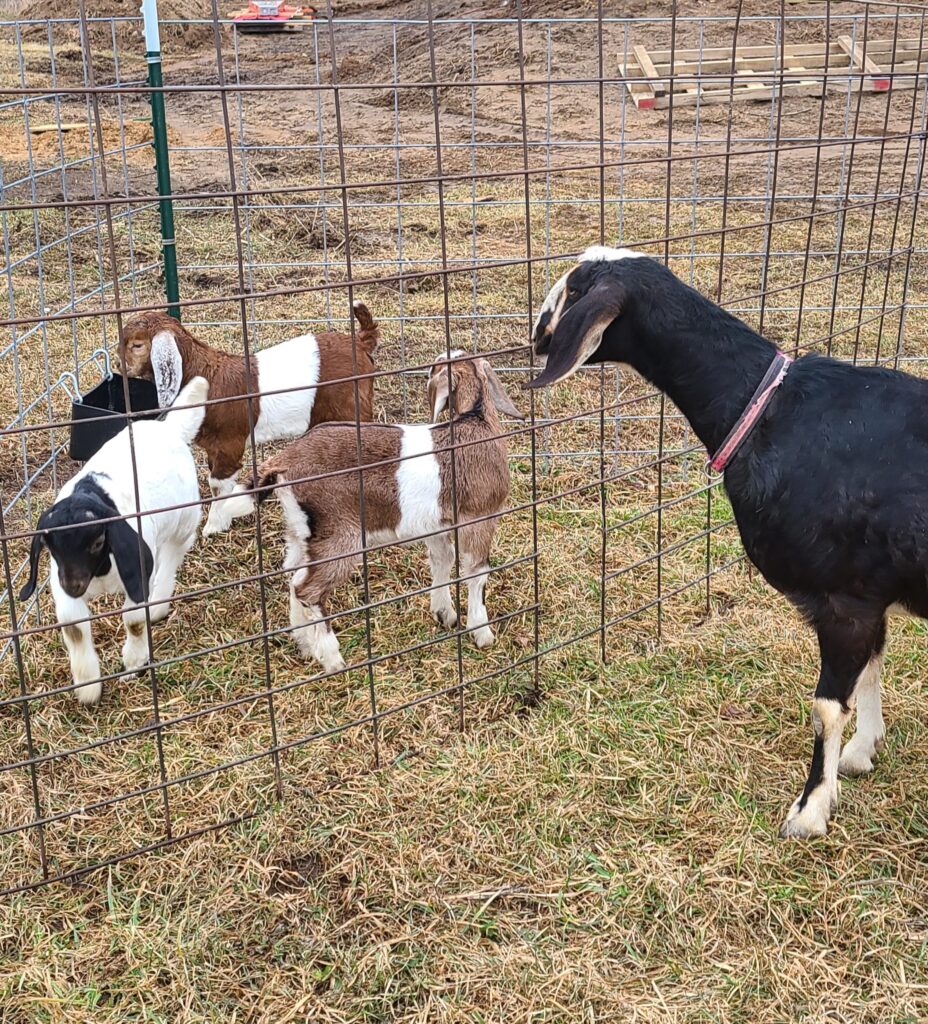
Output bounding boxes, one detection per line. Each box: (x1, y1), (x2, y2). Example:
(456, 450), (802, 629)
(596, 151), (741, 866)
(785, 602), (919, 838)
(121, 604), (151, 675)
(54, 585), (102, 705)
(289, 591), (345, 673)
(426, 533), (457, 629)
(61, 618), (102, 705)
(203, 475), (249, 536)
(466, 562), (494, 649)
(839, 651), (885, 777)
(278, 486), (310, 572)
(781, 697), (850, 839)
(148, 538), (190, 624)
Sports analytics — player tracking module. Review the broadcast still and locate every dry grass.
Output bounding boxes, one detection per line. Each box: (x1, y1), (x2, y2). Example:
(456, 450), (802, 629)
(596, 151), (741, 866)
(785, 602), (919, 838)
(3, 10), (928, 1021)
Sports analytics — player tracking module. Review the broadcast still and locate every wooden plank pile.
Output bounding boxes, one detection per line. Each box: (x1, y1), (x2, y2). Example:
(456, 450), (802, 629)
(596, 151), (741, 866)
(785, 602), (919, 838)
(618, 36), (927, 110)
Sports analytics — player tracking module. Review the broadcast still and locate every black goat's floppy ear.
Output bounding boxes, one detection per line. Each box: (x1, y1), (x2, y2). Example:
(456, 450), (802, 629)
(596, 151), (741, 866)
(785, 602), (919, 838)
(19, 512), (51, 601)
(527, 279), (625, 389)
(107, 517), (153, 604)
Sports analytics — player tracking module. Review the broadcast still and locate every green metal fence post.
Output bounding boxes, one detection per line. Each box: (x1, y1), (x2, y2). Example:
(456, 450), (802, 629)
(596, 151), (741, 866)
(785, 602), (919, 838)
(141, 0), (180, 320)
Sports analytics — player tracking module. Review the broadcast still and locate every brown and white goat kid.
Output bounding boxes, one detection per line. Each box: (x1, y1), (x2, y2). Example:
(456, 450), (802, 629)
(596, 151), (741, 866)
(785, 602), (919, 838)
(117, 303), (379, 536)
(240, 352), (522, 673)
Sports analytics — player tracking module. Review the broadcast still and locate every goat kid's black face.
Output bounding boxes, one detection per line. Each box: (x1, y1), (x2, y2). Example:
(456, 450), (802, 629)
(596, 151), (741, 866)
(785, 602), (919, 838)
(19, 490), (153, 604)
(528, 261), (628, 390)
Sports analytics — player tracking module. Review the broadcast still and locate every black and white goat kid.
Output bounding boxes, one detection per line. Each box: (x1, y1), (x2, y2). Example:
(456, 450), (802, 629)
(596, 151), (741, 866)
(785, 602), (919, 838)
(529, 245), (928, 839)
(20, 377), (208, 706)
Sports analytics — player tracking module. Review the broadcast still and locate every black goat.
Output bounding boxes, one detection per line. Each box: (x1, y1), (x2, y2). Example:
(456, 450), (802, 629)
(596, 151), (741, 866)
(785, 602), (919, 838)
(528, 245), (928, 838)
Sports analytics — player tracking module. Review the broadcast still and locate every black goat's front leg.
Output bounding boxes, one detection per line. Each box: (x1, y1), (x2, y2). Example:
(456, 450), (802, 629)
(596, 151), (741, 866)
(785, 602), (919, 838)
(780, 615), (884, 839)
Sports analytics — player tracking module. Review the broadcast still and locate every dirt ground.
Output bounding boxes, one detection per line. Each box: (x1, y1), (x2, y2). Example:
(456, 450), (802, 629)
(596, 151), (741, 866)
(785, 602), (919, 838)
(2, 3), (928, 1022)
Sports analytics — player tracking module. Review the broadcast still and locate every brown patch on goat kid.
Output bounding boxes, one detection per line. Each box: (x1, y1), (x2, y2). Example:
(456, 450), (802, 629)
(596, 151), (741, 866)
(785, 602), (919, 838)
(256, 423), (404, 540)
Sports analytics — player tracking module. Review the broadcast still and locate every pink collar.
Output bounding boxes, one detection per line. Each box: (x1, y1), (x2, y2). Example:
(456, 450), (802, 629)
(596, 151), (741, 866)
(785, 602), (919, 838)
(708, 351), (793, 473)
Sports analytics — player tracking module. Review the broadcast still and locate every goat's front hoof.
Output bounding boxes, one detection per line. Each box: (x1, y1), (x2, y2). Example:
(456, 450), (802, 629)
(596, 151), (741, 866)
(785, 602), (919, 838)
(201, 517), (228, 538)
(122, 644), (149, 676)
(433, 608), (458, 629)
(324, 656), (347, 674)
(73, 680), (103, 706)
(779, 791), (834, 839)
(473, 626), (495, 649)
(149, 603), (172, 625)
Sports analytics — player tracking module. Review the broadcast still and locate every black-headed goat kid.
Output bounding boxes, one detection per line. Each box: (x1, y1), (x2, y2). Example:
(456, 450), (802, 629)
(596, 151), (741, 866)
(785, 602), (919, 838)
(237, 352), (522, 674)
(20, 377), (209, 706)
(529, 245), (928, 839)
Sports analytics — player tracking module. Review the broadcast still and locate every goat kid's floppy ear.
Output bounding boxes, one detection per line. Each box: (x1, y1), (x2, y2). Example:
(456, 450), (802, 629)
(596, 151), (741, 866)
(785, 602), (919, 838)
(527, 279), (626, 390)
(428, 367), (453, 423)
(19, 516), (50, 601)
(107, 517), (154, 604)
(479, 361), (524, 420)
(150, 329), (183, 409)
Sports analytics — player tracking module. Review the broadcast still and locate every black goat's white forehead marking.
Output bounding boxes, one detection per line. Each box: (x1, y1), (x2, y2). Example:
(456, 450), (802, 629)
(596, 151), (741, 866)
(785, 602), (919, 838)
(578, 245), (645, 264)
(533, 269), (569, 337)
(533, 247), (644, 336)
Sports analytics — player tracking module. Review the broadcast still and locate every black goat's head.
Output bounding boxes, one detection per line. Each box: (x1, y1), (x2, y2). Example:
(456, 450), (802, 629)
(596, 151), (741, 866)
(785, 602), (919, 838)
(528, 247), (651, 389)
(20, 478), (153, 604)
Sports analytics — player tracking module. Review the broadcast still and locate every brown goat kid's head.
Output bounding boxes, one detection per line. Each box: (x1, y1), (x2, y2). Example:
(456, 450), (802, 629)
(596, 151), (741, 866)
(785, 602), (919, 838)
(427, 350), (523, 423)
(116, 312), (186, 408)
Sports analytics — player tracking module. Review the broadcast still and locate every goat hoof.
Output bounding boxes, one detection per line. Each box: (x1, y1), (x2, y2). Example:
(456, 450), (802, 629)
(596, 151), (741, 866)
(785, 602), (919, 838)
(149, 605), (172, 625)
(122, 648), (149, 675)
(779, 793), (832, 839)
(73, 680), (103, 706)
(839, 735), (882, 777)
(473, 626), (495, 649)
(838, 754), (875, 778)
(434, 608), (458, 629)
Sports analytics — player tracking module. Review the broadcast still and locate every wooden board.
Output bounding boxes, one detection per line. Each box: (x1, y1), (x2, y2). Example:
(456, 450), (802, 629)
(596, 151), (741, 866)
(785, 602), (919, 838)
(854, 37), (928, 91)
(620, 41), (838, 110)
(621, 37), (913, 110)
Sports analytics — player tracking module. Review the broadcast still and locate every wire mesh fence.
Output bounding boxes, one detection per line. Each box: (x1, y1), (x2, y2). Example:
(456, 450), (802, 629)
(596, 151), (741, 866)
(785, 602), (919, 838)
(0, 0), (926, 893)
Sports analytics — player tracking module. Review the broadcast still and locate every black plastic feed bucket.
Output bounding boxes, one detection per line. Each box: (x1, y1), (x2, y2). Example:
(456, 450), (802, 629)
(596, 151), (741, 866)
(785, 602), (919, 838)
(69, 375), (162, 462)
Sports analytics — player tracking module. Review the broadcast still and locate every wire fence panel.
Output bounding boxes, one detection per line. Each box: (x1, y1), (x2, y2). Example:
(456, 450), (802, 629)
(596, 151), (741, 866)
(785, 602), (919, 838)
(1, 2), (926, 892)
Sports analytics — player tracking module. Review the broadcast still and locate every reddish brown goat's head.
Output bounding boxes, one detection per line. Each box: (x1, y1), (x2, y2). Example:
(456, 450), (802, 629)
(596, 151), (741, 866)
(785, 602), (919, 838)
(427, 350), (523, 422)
(116, 312), (185, 407)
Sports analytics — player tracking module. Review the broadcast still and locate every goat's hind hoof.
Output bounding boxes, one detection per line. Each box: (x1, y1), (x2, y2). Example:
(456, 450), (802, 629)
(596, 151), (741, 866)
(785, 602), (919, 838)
(838, 754), (875, 778)
(73, 680), (103, 706)
(838, 735), (882, 777)
(433, 608), (458, 630)
(780, 818), (828, 840)
(121, 649), (150, 677)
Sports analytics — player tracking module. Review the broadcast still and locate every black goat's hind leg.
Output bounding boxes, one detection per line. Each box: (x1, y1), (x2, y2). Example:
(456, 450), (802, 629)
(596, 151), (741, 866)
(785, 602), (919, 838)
(780, 616), (883, 839)
(839, 621), (887, 777)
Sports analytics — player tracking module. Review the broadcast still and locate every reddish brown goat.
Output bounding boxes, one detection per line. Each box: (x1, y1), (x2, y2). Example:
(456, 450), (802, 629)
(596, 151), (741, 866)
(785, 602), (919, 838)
(236, 351), (522, 673)
(117, 302), (379, 534)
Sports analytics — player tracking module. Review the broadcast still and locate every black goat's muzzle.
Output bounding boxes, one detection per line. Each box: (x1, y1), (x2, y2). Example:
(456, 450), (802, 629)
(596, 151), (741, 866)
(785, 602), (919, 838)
(59, 573), (91, 599)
